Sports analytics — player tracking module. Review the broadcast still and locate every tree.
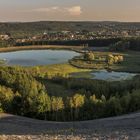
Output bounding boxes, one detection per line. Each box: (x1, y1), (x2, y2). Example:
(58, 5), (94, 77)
(105, 97), (122, 116)
(106, 54), (124, 66)
(129, 90), (140, 112)
(113, 56), (119, 63)
(101, 95), (106, 102)
(51, 96), (64, 121)
(90, 94), (98, 103)
(120, 93), (131, 113)
(117, 55), (124, 63)
(109, 41), (130, 52)
(0, 86), (14, 112)
(84, 52), (95, 61)
(12, 92), (22, 115)
(106, 54), (114, 66)
(0, 103), (3, 113)
(69, 94), (85, 120)
(35, 91), (51, 120)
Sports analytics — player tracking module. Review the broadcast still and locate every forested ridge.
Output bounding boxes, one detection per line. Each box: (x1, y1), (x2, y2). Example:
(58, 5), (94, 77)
(0, 66), (140, 121)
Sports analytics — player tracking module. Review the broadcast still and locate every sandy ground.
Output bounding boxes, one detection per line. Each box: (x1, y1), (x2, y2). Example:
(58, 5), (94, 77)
(0, 112), (140, 140)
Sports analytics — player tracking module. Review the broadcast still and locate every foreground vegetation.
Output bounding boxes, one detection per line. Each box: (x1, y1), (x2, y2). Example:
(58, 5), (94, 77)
(0, 66), (140, 121)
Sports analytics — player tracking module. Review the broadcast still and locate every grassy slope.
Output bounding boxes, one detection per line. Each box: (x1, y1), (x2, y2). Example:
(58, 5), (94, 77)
(0, 112), (140, 139)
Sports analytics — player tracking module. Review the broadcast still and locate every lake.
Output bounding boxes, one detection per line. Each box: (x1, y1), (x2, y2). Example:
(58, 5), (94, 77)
(0, 50), (79, 66)
(91, 70), (136, 81)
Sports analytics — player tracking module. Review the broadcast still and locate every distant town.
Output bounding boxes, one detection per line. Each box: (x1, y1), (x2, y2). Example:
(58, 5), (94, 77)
(0, 22), (140, 45)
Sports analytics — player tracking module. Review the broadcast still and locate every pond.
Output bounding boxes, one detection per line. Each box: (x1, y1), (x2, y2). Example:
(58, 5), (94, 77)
(71, 70), (137, 81)
(0, 50), (79, 66)
(91, 70), (136, 81)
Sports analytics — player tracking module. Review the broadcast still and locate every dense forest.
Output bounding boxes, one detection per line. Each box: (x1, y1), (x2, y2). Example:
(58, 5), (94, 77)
(109, 38), (140, 51)
(15, 38), (121, 47)
(15, 38), (140, 52)
(0, 37), (140, 51)
(0, 66), (140, 121)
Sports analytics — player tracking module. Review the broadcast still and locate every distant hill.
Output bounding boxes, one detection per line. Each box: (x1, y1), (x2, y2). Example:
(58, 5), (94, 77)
(0, 21), (140, 38)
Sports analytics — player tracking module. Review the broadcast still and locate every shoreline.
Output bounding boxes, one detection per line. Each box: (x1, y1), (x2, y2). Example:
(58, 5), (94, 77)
(0, 45), (84, 53)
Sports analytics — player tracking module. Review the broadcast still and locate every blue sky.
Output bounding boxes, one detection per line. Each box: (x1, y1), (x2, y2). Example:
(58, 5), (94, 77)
(0, 0), (139, 22)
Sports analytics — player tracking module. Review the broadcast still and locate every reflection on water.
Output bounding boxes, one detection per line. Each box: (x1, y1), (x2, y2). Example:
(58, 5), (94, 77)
(0, 50), (79, 66)
(91, 70), (136, 81)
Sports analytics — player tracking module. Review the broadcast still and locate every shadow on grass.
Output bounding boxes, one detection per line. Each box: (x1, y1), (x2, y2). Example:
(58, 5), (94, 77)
(0, 113), (74, 135)
(0, 112), (140, 135)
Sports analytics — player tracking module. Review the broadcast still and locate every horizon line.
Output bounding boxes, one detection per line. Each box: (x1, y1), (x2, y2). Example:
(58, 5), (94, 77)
(0, 20), (140, 23)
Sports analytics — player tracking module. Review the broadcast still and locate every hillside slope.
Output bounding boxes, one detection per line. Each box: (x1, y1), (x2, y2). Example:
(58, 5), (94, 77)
(0, 112), (140, 139)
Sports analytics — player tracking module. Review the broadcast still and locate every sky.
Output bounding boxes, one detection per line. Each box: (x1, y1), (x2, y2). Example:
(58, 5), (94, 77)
(0, 0), (140, 22)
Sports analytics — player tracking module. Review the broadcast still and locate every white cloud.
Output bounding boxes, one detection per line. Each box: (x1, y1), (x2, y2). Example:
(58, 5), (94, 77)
(33, 7), (59, 12)
(66, 6), (82, 16)
(30, 6), (82, 16)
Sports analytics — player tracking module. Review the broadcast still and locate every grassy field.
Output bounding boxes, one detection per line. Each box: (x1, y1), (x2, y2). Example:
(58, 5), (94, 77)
(29, 63), (91, 78)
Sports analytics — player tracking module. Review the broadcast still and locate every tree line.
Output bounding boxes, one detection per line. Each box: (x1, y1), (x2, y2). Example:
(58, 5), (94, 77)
(15, 38), (121, 47)
(1, 37), (140, 52)
(109, 38), (140, 51)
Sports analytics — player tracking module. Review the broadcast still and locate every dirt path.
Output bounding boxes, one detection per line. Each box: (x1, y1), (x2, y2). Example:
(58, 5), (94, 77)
(0, 112), (140, 139)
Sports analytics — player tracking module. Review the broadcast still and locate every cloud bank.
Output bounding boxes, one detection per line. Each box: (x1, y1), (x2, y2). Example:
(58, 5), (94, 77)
(31, 6), (82, 16)
(66, 6), (82, 16)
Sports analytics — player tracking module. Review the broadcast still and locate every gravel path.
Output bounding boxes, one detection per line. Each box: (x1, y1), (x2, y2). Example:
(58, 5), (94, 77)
(0, 113), (140, 139)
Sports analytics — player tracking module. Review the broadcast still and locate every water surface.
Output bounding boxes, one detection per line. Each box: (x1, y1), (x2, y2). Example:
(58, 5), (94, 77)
(91, 70), (136, 81)
(0, 50), (79, 66)
(71, 70), (136, 81)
